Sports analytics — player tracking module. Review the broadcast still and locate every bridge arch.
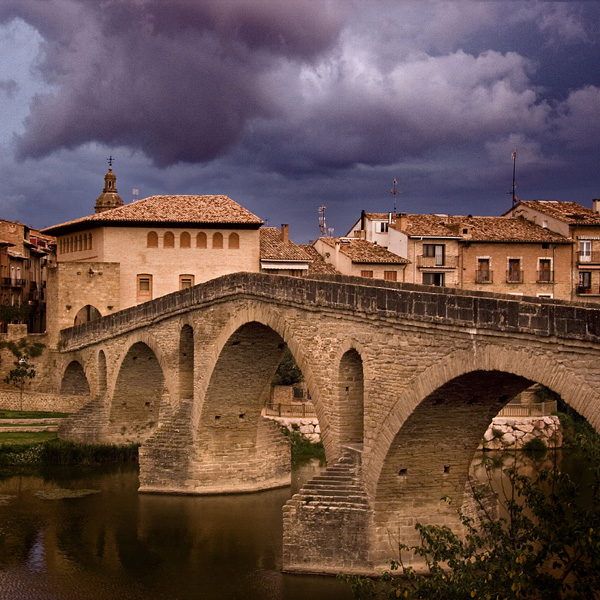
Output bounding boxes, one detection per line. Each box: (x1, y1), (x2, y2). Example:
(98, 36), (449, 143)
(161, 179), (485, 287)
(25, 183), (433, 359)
(97, 349), (107, 393)
(106, 339), (171, 443)
(337, 345), (366, 447)
(60, 360), (91, 396)
(367, 344), (600, 564)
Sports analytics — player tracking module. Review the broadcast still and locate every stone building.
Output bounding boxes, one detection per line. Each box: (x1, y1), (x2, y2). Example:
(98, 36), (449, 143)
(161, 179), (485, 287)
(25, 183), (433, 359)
(313, 236), (410, 281)
(259, 225), (312, 276)
(42, 167), (263, 339)
(339, 210), (573, 299)
(0, 219), (56, 332)
(505, 200), (600, 301)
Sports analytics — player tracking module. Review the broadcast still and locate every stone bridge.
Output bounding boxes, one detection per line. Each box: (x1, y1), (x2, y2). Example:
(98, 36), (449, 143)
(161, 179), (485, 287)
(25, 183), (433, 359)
(53, 272), (600, 574)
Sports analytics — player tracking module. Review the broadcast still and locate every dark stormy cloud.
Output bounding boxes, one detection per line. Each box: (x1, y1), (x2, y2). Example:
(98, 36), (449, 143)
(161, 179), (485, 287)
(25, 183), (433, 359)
(0, 1), (599, 241)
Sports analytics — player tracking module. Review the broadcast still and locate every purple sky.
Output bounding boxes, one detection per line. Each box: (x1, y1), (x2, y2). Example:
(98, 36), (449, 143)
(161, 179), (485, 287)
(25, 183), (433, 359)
(1, 1), (599, 243)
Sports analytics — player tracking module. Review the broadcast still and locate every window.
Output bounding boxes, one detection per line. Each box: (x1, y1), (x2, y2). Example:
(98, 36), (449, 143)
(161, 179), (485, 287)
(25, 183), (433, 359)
(580, 240), (592, 262)
(137, 274), (152, 302)
(383, 271), (397, 281)
(423, 244), (445, 266)
(147, 231), (158, 248)
(83, 234), (88, 251)
(228, 232), (239, 249)
(213, 232), (223, 249)
(164, 232), (175, 248)
(422, 272), (445, 286)
(196, 232), (207, 248)
(476, 258), (491, 283)
(578, 271), (592, 294)
(360, 270), (374, 278)
(538, 259), (552, 283)
(88, 233), (93, 250)
(377, 222), (388, 233)
(507, 259), (522, 283)
(180, 232), (191, 248)
(179, 274), (194, 289)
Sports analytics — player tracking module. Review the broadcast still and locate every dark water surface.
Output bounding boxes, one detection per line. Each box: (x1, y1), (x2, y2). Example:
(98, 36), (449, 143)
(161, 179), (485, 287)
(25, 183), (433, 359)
(0, 462), (353, 600)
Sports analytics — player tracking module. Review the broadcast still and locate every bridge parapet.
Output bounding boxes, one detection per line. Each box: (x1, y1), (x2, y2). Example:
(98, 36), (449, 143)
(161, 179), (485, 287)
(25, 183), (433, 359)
(59, 272), (600, 350)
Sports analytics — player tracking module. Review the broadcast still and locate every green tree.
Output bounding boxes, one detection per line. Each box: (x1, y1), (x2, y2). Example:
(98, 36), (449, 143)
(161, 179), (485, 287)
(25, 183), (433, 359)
(273, 348), (303, 386)
(0, 304), (31, 332)
(341, 429), (600, 599)
(0, 338), (45, 411)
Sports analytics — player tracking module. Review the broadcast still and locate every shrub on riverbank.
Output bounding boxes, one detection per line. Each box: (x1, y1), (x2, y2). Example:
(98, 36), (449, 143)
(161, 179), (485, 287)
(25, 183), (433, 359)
(279, 423), (325, 466)
(0, 438), (139, 467)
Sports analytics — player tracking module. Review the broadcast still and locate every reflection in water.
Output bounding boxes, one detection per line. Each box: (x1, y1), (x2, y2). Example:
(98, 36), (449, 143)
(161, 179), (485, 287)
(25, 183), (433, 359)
(0, 462), (352, 600)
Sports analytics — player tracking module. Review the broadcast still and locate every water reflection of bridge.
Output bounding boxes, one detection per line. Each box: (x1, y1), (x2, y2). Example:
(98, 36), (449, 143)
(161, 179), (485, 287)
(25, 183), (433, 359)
(53, 273), (600, 573)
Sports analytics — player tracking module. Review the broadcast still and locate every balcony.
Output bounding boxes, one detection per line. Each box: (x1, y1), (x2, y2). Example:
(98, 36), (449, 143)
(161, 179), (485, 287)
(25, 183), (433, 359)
(416, 255), (459, 268)
(578, 251), (600, 264)
(506, 269), (524, 284)
(1, 277), (26, 288)
(475, 269), (493, 284)
(577, 285), (594, 295)
(536, 270), (554, 283)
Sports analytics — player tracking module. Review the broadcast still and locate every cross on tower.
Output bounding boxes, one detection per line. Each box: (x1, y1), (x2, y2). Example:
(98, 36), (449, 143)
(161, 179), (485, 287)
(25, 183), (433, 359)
(107, 155), (114, 168)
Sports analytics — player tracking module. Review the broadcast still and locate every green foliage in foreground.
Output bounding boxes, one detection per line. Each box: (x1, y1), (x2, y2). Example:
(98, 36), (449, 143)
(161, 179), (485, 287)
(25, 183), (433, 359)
(341, 429), (600, 599)
(279, 423), (325, 466)
(0, 438), (139, 467)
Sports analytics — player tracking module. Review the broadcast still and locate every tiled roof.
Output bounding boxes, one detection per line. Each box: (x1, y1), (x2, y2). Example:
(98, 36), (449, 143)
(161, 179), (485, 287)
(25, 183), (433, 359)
(319, 237), (410, 264)
(43, 195), (263, 234)
(458, 216), (571, 243)
(398, 214), (463, 237)
(394, 213), (570, 243)
(512, 201), (600, 226)
(260, 227), (312, 261)
(300, 245), (340, 274)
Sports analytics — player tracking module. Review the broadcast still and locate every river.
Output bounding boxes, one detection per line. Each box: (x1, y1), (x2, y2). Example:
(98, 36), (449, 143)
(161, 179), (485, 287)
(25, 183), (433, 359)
(0, 461), (353, 600)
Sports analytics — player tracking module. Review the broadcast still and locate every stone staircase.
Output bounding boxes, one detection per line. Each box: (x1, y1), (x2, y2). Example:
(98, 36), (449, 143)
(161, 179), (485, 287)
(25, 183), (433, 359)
(293, 445), (369, 510)
(57, 394), (108, 443)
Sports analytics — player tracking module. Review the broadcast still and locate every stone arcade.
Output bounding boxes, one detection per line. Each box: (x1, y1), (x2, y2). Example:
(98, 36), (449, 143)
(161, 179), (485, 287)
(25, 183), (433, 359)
(52, 273), (600, 574)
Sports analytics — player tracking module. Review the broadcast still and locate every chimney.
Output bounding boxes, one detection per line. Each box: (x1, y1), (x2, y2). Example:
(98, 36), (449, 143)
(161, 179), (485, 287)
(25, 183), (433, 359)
(594, 199), (600, 214)
(281, 224), (289, 243)
(398, 212), (408, 231)
(360, 210), (366, 231)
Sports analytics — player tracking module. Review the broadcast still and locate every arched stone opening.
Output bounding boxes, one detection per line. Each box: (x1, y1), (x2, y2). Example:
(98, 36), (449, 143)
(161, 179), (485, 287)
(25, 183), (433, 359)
(60, 361), (91, 396)
(338, 349), (364, 446)
(371, 370), (532, 568)
(108, 342), (166, 443)
(179, 325), (194, 401)
(74, 305), (101, 326)
(192, 321), (291, 493)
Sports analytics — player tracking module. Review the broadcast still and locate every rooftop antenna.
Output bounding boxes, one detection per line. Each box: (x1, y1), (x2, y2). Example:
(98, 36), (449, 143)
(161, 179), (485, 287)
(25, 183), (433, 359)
(318, 206), (327, 236)
(390, 178), (403, 214)
(510, 150), (518, 206)
(132, 188), (139, 202)
(327, 227), (335, 237)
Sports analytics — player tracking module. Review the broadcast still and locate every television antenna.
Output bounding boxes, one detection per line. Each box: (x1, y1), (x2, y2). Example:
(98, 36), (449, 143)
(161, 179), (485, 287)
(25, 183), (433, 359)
(318, 206), (327, 236)
(509, 151), (518, 206)
(132, 188), (139, 202)
(390, 178), (403, 214)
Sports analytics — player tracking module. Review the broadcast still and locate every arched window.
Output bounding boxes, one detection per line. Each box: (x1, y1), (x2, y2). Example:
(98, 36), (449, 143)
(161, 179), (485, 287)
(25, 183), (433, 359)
(180, 232), (191, 248)
(164, 231), (175, 248)
(83, 234), (88, 251)
(78, 235), (83, 251)
(196, 232), (207, 248)
(147, 231), (159, 248)
(228, 232), (240, 249)
(88, 233), (93, 250)
(213, 232), (223, 249)
(69, 237), (73, 253)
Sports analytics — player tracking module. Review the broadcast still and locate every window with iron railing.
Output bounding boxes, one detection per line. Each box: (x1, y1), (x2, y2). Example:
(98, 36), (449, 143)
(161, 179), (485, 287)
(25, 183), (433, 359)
(536, 270), (554, 283)
(475, 269), (493, 283)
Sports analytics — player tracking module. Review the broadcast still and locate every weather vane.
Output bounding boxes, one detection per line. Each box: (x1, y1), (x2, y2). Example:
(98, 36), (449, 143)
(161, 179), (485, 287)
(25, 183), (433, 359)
(107, 155), (114, 168)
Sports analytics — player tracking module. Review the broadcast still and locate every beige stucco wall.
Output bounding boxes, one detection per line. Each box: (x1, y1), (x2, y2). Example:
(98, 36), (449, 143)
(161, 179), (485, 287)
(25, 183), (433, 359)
(56, 225), (261, 311)
(462, 242), (572, 300)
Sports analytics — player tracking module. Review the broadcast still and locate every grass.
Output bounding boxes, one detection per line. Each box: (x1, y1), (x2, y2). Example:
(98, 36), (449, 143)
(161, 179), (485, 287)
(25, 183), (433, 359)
(0, 432), (57, 445)
(0, 410), (70, 419)
(0, 436), (139, 467)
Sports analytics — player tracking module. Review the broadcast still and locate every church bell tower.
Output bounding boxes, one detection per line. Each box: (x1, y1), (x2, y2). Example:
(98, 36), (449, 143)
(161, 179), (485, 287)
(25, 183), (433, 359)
(95, 156), (123, 214)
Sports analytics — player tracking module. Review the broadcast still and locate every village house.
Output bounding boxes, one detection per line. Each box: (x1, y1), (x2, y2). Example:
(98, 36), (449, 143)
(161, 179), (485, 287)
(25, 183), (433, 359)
(259, 225), (312, 276)
(339, 209), (573, 299)
(0, 219), (56, 332)
(504, 200), (600, 301)
(42, 166), (264, 336)
(313, 236), (409, 281)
